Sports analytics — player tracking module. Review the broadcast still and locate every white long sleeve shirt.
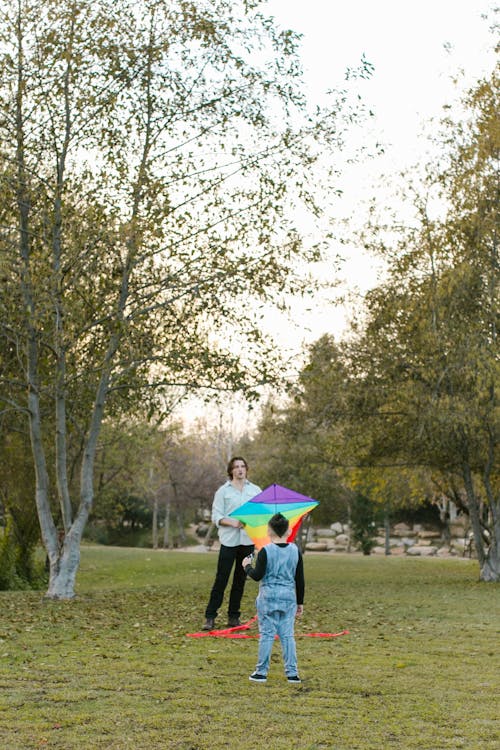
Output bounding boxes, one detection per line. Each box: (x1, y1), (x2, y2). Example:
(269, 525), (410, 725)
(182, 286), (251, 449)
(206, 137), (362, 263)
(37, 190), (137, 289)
(211, 479), (261, 547)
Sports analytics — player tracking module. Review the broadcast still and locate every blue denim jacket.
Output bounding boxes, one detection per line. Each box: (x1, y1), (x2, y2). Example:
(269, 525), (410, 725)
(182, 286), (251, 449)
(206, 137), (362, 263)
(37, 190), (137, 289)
(257, 542), (299, 609)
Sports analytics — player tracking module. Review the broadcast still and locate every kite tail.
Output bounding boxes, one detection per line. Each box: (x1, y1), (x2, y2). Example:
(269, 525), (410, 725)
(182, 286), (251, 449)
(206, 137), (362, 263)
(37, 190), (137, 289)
(187, 615), (258, 638)
(186, 616), (349, 639)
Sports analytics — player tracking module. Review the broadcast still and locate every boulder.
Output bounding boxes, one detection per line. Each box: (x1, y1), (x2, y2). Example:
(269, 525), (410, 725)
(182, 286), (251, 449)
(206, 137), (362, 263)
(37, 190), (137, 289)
(390, 546), (406, 556)
(402, 537), (416, 548)
(419, 546), (438, 556)
(449, 526), (468, 539)
(392, 523), (414, 537)
(330, 522), (344, 534)
(389, 538), (402, 547)
(305, 541), (328, 552)
(406, 546), (422, 556)
(418, 530), (442, 539)
(335, 533), (350, 545)
(436, 547), (451, 557)
(195, 523), (210, 538)
(449, 517), (468, 532)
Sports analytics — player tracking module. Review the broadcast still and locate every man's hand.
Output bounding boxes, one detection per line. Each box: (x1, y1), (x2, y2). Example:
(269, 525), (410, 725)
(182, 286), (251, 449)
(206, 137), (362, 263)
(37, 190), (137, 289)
(242, 555), (253, 568)
(296, 605), (304, 618)
(222, 518), (243, 528)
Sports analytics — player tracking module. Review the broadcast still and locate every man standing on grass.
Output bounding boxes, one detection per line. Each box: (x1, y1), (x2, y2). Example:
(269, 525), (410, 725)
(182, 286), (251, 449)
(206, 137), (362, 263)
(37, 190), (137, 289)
(201, 456), (261, 630)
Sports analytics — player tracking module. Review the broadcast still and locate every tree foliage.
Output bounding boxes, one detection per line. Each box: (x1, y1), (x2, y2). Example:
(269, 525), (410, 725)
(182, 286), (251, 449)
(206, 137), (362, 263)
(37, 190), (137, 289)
(349, 63), (499, 579)
(243, 64), (499, 578)
(0, 427), (46, 588)
(240, 337), (356, 526)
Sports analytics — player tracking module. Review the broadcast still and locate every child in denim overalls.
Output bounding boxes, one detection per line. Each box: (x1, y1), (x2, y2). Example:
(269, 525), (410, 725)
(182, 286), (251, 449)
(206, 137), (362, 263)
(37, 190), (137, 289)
(242, 512), (304, 683)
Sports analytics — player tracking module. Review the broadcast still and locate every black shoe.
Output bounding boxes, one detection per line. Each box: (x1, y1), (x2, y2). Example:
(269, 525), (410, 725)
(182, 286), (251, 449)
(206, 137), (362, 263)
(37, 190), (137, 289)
(249, 672), (267, 682)
(227, 617), (241, 627)
(287, 675), (301, 683)
(201, 618), (215, 631)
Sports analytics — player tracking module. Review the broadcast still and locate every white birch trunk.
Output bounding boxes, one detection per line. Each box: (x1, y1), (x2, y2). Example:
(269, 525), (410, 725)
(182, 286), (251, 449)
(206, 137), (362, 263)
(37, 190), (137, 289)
(152, 494), (159, 550)
(15, 12), (60, 584)
(163, 498), (171, 548)
(479, 545), (500, 582)
(46, 531), (82, 599)
(53, 17), (75, 534)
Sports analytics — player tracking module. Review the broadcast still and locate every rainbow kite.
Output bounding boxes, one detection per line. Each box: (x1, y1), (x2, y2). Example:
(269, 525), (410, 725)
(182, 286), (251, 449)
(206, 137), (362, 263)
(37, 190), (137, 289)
(229, 483), (319, 550)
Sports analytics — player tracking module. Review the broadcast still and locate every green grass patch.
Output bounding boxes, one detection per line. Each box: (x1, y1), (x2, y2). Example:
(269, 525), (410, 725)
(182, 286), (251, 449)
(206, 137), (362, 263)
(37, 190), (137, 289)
(0, 548), (499, 749)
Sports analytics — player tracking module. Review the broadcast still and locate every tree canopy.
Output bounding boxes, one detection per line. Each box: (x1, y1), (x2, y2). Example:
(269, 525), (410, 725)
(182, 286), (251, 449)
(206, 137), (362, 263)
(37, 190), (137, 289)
(0, 0), (369, 596)
(243, 62), (499, 580)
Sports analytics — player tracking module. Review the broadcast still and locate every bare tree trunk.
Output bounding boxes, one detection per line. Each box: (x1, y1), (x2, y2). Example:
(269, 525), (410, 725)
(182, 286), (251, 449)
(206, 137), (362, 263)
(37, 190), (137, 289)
(163, 498), (171, 549)
(55, 353), (73, 533)
(384, 504), (391, 556)
(296, 518), (307, 554)
(203, 522), (216, 549)
(479, 538), (500, 582)
(46, 357), (114, 597)
(152, 494), (159, 550)
(176, 508), (186, 546)
(438, 496), (452, 545)
(15, 8), (59, 572)
(346, 497), (352, 553)
(149, 466), (158, 549)
(45, 532), (82, 599)
(54, 17), (76, 535)
(171, 481), (186, 546)
(478, 431), (500, 582)
(462, 461), (490, 577)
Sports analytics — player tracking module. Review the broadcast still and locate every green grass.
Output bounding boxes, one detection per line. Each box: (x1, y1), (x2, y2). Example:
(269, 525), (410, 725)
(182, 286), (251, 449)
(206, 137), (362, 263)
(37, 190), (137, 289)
(0, 547), (499, 749)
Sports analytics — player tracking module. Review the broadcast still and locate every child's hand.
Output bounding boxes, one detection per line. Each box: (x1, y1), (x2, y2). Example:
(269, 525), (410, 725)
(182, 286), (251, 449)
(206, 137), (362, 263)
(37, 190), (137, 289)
(242, 555), (253, 568)
(296, 605), (304, 618)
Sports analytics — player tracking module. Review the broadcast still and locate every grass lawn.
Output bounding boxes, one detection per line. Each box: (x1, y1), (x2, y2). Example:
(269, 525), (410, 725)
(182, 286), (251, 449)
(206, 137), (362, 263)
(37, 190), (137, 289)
(0, 547), (499, 749)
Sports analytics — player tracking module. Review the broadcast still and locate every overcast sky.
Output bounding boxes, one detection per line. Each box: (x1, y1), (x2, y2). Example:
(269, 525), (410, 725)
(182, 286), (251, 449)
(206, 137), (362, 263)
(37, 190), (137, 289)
(258, 0), (498, 348)
(267, 0), (496, 154)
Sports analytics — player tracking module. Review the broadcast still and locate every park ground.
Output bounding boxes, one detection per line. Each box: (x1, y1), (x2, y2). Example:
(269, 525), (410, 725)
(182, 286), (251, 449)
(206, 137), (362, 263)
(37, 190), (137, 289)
(0, 547), (499, 749)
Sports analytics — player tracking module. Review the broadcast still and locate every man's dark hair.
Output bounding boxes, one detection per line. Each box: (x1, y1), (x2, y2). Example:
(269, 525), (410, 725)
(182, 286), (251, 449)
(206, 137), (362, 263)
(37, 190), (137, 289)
(269, 512), (289, 538)
(227, 456), (248, 479)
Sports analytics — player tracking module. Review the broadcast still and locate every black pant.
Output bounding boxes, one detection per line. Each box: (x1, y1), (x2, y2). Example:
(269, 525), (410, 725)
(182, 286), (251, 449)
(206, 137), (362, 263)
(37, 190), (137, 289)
(205, 543), (254, 619)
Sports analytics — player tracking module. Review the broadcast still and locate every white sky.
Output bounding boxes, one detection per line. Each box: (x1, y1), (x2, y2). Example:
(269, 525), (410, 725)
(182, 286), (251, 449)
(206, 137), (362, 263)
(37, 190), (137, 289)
(181, 0), (497, 430)
(266, 0), (496, 155)
(258, 0), (498, 351)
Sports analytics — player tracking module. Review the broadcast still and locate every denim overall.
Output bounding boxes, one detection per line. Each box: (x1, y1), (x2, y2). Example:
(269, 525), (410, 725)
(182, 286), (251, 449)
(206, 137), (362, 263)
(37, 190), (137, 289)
(255, 542), (299, 677)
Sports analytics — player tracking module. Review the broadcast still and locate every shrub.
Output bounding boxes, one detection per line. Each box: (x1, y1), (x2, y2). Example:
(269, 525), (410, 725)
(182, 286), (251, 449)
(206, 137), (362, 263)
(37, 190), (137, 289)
(350, 493), (378, 555)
